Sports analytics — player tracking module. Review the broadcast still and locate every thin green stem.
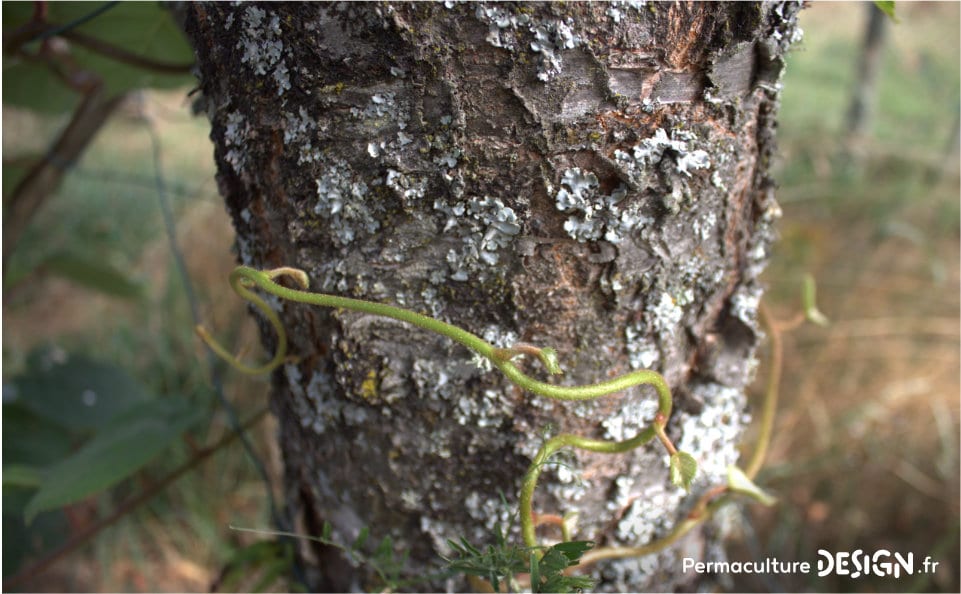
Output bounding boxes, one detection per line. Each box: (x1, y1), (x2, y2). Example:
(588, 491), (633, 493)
(198, 266), (672, 409)
(199, 266), (679, 552)
(744, 302), (782, 480)
(519, 426), (660, 547)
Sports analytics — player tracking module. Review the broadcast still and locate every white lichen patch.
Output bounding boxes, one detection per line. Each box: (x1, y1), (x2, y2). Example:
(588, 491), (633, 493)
(419, 516), (455, 557)
(625, 323), (660, 370)
(436, 195), (521, 281)
(313, 156), (380, 247)
(475, 4), (532, 50)
(454, 389), (512, 428)
(601, 392), (660, 441)
(385, 168), (428, 206)
(529, 20), (581, 81)
(606, 0), (648, 23)
(729, 283), (762, 330)
(648, 291), (683, 335)
(281, 106), (325, 165)
(465, 491), (513, 532)
(692, 210), (717, 243)
(600, 553), (666, 592)
(554, 167), (649, 243)
(350, 92), (409, 131)
(284, 106), (315, 144)
(287, 365), (333, 435)
(474, 5), (582, 81)
(236, 5), (290, 96)
(546, 455), (590, 504)
(614, 481), (683, 543)
(481, 324), (520, 350)
(613, 128), (712, 214)
(674, 382), (749, 483)
(223, 110), (250, 173)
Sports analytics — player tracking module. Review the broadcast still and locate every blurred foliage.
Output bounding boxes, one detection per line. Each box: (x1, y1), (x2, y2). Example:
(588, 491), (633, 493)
(2, 2), (194, 113)
(1, 2), (244, 590)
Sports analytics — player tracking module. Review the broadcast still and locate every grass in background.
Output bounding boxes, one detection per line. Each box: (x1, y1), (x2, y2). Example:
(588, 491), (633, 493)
(730, 3), (959, 592)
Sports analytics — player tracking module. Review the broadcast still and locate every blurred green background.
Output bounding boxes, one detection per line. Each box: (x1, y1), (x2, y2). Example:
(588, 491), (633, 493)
(2, 2), (958, 592)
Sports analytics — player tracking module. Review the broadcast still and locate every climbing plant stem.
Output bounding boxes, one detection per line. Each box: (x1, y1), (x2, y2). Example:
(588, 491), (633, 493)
(744, 302), (782, 480)
(198, 265), (682, 551)
(199, 265), (813, 581)
(519, 425), (661, 547)
(197, 266), (672, 407)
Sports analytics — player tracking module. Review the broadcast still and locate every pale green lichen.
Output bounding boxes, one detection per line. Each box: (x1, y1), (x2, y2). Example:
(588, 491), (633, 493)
(553, 167), (649, 243)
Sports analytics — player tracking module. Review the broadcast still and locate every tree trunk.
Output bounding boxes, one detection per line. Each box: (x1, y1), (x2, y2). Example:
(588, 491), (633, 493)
(844, 2), (888, 157)
(183, 2), (801, 590)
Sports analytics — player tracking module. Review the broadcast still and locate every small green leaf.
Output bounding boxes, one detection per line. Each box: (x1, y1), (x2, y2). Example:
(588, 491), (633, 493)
(42, 252), (144, 299)
(533, 543), (597, 593)
(669, 452), (698, 491)
(352, 526), (370, 551)
(873, 1), (898, 22)
(802, 274), (830, 327)
(23, 396), (203, 523)
(550, 540), (594, 563)
(538, 348), (563, 375)
(726, 465), (777, 506)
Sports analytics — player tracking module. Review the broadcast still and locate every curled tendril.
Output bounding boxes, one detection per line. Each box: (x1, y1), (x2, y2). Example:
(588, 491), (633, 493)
(198, 266), (682, 551)
(195, 267), (308, 375)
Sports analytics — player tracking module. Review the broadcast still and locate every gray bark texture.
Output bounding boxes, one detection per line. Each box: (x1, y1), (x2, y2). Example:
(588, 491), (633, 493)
(184, 2), (801, 591)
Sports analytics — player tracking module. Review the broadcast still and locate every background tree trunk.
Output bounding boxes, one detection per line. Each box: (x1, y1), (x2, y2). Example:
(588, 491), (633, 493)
(843, 2), (888, 159)
(184, 2), (801, 590)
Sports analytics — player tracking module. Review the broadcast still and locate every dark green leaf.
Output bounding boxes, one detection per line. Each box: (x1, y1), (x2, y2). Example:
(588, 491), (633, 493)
(3, 2), (194, 114)
(532, 542), (596, 593)
(550, 540), (594, 563)
(23, 396), (203, 522)
(42, 252), (144, 299)
(10, 351), (151, 432)
(458, 536), (481, 556)
(669, 451), (698, 492)
(2, 403), (75, 466)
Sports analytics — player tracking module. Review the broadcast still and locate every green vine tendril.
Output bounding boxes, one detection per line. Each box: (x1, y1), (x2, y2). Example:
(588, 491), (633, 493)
(199, 265), (824, 586)
(197, 265), (685, 551)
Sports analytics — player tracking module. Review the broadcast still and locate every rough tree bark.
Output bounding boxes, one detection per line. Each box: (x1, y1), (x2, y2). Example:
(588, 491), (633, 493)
(184, 2), (801, 591)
